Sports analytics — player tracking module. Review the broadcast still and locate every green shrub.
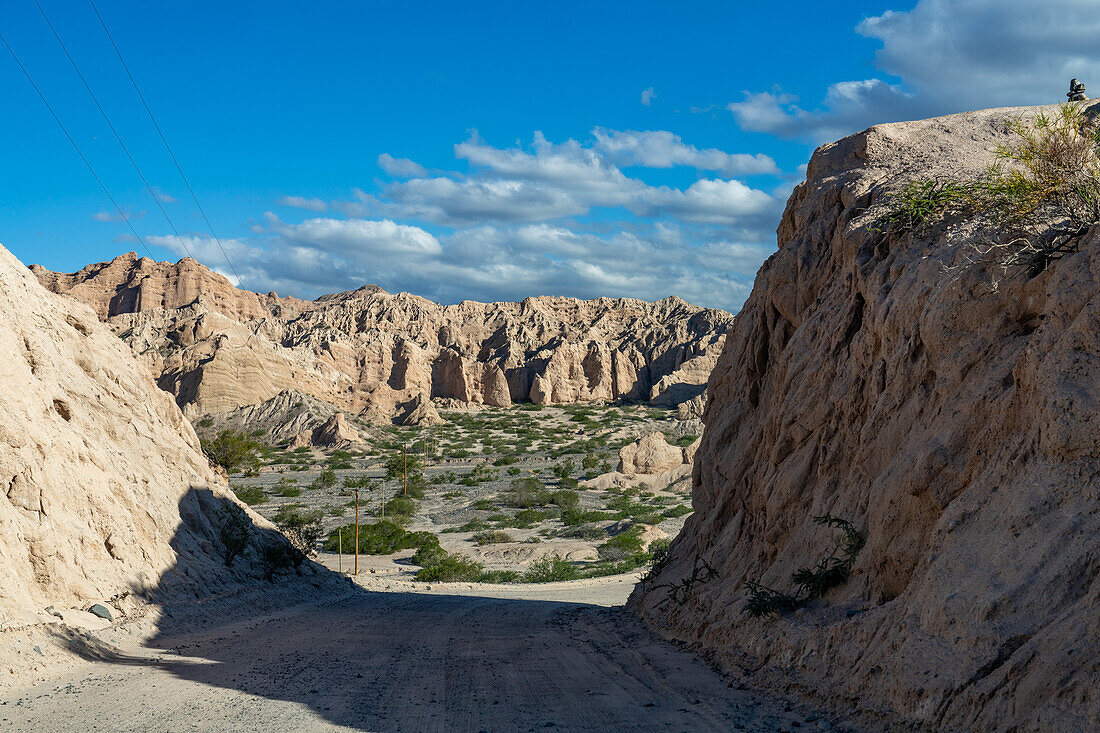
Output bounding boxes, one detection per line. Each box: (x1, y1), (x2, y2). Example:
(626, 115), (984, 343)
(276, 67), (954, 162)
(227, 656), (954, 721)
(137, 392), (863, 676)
(472, 530), (514, 545)
(259, 541), (295, 581)
(201, 430), (264, 473)
(323, 520), (439, 555)
(277, 486), (302, 498)
(502, 477), (550, 508)
(597, 527), (645, 562)
(273, 505), (324, 557)
(523, 555), (580, 583)
(549, 489), (579, 510)
(198, 417), (214, 428)
(662, 504), (691, 519)
(414, 550), (484, 581)
(217, 503), (252, 567)
(233, 485), (267, 505)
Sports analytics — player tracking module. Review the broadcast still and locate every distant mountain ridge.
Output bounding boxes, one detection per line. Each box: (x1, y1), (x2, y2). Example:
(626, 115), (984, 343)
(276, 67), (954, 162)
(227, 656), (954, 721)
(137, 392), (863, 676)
(34, 252), (733, 421)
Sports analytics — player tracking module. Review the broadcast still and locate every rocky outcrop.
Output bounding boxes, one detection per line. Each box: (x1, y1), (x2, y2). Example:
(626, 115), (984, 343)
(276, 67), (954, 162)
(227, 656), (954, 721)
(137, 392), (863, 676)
(196, 389), (341, 446)
(35, 256), (734, 421)
(289, 412), (361, 449)
(0, 243), (263, 627)
(618, 433), (687, 475)
(395, 394), (442, 427)
(630, 105), (1100, 731)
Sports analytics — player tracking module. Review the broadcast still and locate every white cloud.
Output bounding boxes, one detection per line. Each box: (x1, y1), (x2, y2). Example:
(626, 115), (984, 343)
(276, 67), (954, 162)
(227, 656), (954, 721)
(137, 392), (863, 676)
(377, 153), (428, 178)
(592, 128), (779, 175)
(641, 87), (656, 106)
(729, 0), (1100, 143)
(277, 195), (328, 212)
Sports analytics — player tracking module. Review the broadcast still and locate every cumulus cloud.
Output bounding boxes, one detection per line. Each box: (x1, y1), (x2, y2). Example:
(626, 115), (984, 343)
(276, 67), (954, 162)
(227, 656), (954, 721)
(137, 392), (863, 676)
(641, 87), (657, 106)
(277, 195), (328, 212)
(592, 128), (779, 175)
(728, 0), (1100, 142)
(209, 219), (766, 311)
(377, 153), (428, 178)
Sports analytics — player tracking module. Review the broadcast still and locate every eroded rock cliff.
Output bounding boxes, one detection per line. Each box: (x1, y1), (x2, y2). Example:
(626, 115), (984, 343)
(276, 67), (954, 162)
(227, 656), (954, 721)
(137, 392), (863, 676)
(0, 244), (272, 627)
(35, 253), (732, 421)
(630, 106), (1100, 731)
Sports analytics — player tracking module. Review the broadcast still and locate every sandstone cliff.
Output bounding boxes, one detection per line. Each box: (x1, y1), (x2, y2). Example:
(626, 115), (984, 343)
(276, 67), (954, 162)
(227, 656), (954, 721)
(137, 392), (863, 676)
(35, 253), (732, 421)
(630, 106), (1100, 731)
(0, 243), (268, 627)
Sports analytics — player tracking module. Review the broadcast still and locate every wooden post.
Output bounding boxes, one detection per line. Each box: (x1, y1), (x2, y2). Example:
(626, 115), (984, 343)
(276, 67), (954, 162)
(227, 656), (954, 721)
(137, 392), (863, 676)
(354, 489), (360, 575)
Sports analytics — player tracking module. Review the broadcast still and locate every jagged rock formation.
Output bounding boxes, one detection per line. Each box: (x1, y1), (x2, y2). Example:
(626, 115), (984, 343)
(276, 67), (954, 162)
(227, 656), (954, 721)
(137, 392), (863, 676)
(395, 394), (442, 426)
(34, 253), (733, 421)
(196, 389), (341, 446)
(289, 412), (361, 450)
(630, 105), (1100, 731)
(0, 243), (263, 627)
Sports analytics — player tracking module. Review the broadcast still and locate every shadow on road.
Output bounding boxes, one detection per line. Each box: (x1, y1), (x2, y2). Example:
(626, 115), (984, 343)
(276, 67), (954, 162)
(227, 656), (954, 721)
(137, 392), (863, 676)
(68, 487), (816, 731)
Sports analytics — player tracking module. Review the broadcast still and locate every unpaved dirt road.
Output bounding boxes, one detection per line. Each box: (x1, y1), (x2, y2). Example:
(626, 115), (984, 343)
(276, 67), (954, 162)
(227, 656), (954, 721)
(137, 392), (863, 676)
(0, 580), (839, 732)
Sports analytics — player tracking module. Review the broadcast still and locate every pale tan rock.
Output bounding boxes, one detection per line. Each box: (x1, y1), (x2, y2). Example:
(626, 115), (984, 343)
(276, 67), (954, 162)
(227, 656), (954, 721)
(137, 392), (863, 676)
(197, 389), (340, 446)
(629, 104), (1100, 731)
(618, 433), (684, 475)
(0, 243), (262, 627)
(290, 412), (360, 449)
(35, 258), (733, 421)
(395, 394), (442, 426)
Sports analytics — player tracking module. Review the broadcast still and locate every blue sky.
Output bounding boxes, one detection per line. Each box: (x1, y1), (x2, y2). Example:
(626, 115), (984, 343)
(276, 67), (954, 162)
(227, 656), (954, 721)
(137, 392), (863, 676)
(2, 0), (1097, 311)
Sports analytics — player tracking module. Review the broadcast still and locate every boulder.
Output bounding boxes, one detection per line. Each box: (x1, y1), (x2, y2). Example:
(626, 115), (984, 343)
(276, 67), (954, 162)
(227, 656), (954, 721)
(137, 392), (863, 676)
(618, 433), (684, 475)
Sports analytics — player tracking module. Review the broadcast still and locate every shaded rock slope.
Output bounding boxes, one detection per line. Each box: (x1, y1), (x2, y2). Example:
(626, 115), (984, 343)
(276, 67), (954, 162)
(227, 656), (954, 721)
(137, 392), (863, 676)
(0, 244), (271, 627)
(33, 254), (732, 422)
(630, 105), (1099, 731)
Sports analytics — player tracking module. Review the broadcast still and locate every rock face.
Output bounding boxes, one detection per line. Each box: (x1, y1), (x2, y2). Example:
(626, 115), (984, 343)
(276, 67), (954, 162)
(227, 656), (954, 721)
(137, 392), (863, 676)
(0, 244), (256, 626)
(35, 254), (733, 421)
(290, 412), (361, 450)
(629, 105), (1100, 731)
(618, 433), (687, 475)
(196, 389), (341, 446)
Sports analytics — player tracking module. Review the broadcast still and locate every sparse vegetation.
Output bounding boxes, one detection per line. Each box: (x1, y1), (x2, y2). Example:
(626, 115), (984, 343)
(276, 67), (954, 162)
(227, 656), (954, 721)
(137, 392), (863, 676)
(233, 485), (267, 505)
(273, 505), (324, 557)
(217, 503), (252, 567)
(201, 430), (264, 474)
(743, 515), (865, 618)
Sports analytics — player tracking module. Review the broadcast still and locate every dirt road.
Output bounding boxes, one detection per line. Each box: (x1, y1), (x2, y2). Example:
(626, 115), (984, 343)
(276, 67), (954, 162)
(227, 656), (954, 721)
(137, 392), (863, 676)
(0, 580), (839, 732)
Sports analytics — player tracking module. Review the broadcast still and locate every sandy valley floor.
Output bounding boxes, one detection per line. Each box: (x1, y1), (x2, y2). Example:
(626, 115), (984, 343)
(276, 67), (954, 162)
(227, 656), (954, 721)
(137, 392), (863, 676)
(0, 573), (847, 732)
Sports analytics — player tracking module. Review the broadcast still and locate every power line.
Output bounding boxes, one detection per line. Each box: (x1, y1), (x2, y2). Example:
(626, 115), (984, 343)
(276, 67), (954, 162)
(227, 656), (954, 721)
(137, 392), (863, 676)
(87, 0), (242, 284)
(33, 0), (198, 263)
(0, 29), (154, 258)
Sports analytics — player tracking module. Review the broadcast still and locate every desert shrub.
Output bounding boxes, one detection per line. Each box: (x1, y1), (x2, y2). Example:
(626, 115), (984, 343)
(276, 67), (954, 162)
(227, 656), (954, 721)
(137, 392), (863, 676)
(501, 477), (551, 508)
(472, 530), (514, 545)
(596, 527), (645, 562)
(273, 505), (324, 557)
(414, 548), (484, 581)
(383, 495), (418, 522)
(217, 503), (252, 567)
(561, 507), (614, 526)
(277, 485), (302, 498)
(517, 403), (543, 411)
(557, 524), (605, 540)
(478, 569), (520, 582)
(523, 555), (581, 583)
(548, 489), (579, 510)
(201, 430), (264, 474)
(878, 103), (1100, 288)
(498, 509), (554, 529)
(323, 520), (439, 555)
(581, 454), (599, 470)
(233, 485), (267, 505)
(385, 451), (423, 483)
(672, 434), (698, 447)
(312, 467), (337, 489)
(197, 416), (214, 428)
(743, 515), (865, 618)
(259, 541), (295, 581)
(662, 504), (692, 519)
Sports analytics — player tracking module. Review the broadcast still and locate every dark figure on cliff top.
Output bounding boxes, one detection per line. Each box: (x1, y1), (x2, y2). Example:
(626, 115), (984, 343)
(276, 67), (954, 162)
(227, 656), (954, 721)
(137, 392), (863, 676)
(1068, 78), (1088, 101)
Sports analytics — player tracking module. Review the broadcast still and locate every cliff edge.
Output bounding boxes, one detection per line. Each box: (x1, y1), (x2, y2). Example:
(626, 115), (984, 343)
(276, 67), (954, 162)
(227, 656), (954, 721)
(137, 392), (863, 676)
(629, 105), (1099, 731)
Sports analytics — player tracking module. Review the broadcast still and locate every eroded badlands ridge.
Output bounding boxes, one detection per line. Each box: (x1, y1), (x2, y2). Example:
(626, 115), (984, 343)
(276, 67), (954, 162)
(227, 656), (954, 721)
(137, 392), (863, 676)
(630, 105), (1100, 731)
(0, 244), (263, 626)
(33, 255), (732, 421)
